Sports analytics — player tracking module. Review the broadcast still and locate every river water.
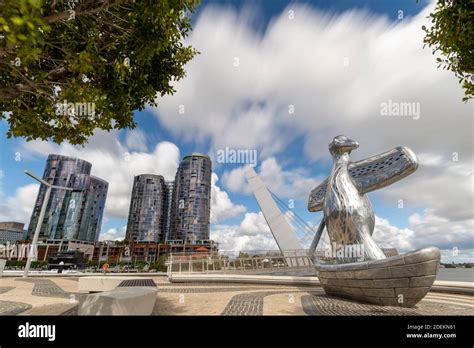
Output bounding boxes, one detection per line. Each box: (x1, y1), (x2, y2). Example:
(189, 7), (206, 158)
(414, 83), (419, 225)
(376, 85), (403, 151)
(436, 268), (474, 282)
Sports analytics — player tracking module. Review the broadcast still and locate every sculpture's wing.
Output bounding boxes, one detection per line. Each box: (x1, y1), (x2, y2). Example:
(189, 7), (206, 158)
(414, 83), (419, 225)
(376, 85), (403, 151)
(308, 146), (418, 212)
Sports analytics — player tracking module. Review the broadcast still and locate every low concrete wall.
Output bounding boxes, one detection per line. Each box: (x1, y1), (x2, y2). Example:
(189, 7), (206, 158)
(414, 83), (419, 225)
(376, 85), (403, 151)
(169, 273), (320, 286)
(78, 287), (157, 315)
(1, 271), (167, 278)
(431, 281), (474, 295)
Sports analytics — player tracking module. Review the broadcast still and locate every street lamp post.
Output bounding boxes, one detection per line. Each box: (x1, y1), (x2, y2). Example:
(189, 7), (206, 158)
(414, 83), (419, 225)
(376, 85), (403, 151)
(23, 170), (73, 278)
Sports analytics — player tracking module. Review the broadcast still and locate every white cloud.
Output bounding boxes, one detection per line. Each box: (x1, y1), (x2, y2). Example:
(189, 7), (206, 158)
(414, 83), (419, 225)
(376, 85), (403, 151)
(222, 157), (321, 199)
(0, 184), (39, 227)
(440, 248), (474, 264)
(220, 164), (253, 195)
(125, 129), (148, 152)
(373, 215), (415, 251)
(153, 3), (472, 162)
(373, 211), (474, 253)
(211, 212), (278, 252)
(20, 130), (181, 220)
(152, 3), (473, 257)
(377, 154), (473, 222)
(210, 173), (246, 223)
(407, 209), (473, 251)
(100, 225), (126, 241)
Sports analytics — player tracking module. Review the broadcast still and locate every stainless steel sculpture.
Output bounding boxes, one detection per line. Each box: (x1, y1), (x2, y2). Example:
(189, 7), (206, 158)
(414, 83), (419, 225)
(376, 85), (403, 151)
(308, 135), (440, 307)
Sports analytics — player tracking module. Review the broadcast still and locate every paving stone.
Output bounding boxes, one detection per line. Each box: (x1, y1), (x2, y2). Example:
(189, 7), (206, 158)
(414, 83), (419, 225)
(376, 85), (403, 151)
(221, 289), (321, 316)
(301, 293), (474, 316)
(0, 287), (15, 294)
(0, 300), (32, 315)
(16, 278), (69, 298)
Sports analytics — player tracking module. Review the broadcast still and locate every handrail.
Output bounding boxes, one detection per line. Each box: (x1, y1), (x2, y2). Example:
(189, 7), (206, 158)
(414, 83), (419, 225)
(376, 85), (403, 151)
(166, 252), (314, 275)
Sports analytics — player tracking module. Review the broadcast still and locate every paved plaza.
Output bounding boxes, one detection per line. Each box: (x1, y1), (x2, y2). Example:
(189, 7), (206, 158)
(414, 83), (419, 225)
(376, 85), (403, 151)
(0, 276), (472, 316)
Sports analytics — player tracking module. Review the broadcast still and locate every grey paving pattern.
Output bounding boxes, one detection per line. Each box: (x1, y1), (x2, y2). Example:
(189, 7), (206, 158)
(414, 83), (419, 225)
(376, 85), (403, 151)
(221, 289), (323, 316)
(118, 279), (156, 287)
(0, 300), (32, 315)
(61, 305), (78, 316)
(301, 294), (474, 316)
(15, 278), (86, 308)
(16, 278), (70, 298)
(0, 287), (15, 294)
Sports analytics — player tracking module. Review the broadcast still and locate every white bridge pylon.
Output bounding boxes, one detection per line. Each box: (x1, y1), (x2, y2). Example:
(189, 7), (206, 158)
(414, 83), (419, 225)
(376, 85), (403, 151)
(245, 167), (310, 267)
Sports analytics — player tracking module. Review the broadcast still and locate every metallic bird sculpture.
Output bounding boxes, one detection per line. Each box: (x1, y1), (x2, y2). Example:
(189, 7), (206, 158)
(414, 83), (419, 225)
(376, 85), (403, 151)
(308, 135), (418, 261)
(305, 138), (441, 307)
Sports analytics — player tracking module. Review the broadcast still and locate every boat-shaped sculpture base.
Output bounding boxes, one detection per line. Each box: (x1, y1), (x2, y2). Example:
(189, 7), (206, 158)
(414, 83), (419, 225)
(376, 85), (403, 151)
(316, 247), (440, 308)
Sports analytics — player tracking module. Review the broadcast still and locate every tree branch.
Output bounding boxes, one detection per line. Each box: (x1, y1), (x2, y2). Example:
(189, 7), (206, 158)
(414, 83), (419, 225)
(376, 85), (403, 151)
(0, 83), (34, 99)
(41, 0), (123, 24)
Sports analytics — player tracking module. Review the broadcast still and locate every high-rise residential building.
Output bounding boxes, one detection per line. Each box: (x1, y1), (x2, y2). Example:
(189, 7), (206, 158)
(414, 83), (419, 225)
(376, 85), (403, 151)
(0, 222), (27, 244)
(125, 174), (167, 242)
(163, 181), (174, 241)
(78, 177), (108, 241)
(169, 153), (212, 241)
(27, 154), (108, 242)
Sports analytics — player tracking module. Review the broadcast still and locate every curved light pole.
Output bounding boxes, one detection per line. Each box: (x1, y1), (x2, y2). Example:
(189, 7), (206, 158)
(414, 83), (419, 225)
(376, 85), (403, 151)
(23, 170), (73, 278)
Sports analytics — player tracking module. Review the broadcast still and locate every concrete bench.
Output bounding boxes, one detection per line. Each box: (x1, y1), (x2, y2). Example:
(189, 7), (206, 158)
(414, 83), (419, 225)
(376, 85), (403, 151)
(78, 287), (157, 315)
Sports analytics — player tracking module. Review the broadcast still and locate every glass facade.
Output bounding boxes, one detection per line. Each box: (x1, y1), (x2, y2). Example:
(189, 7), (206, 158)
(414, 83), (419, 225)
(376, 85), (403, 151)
(78, 177), (108, 242)
(164, 181), (174, 241)
(169, 153), (212, 241)
(27, 154), (108, 242)
(125, 174), (167, 242)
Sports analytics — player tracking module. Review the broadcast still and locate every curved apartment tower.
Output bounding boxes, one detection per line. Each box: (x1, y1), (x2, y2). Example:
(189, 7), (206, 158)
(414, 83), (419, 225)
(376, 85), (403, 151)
(169, 153), (212, 241)
(27, 154), (108, 242)
(78, 176), (108, 241)
(125, 174), (167, 242)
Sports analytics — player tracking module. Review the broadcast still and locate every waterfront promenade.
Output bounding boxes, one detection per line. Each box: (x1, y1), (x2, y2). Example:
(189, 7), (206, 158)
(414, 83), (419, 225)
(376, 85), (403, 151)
(0, 274), (472, 316)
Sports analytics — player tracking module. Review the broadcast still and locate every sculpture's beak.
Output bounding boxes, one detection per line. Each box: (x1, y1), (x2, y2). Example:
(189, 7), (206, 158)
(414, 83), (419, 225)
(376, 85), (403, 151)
(346, 138), (359, 150)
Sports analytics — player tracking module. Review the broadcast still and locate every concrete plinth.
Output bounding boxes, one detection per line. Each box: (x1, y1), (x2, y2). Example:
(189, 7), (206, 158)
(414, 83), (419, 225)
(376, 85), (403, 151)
(78, 287), (157, 315)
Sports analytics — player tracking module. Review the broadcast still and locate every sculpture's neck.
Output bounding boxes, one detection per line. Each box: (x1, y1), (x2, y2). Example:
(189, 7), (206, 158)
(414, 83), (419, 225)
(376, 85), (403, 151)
(332, 152), (351, 170)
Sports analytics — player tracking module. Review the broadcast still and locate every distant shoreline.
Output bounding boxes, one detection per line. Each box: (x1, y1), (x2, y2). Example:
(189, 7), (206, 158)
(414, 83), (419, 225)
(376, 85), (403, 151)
(437, 268), (474, 282)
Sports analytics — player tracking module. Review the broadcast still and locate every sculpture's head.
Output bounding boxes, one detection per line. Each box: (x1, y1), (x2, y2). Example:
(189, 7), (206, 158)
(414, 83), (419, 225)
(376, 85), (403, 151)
(329, 135), (359, 156)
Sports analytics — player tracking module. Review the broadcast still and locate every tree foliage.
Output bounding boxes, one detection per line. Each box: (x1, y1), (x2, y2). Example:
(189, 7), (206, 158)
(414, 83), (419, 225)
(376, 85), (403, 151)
(0, 0), (199, 144)
(422, 0), (474, 102)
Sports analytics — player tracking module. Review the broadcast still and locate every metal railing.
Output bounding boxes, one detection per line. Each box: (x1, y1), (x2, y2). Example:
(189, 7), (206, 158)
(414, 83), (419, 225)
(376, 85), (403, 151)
(166, 249), (314, 276)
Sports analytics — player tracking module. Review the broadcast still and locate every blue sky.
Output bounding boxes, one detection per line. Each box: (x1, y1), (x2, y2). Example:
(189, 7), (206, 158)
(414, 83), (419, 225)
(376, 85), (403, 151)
(1, 0), (472, 263)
